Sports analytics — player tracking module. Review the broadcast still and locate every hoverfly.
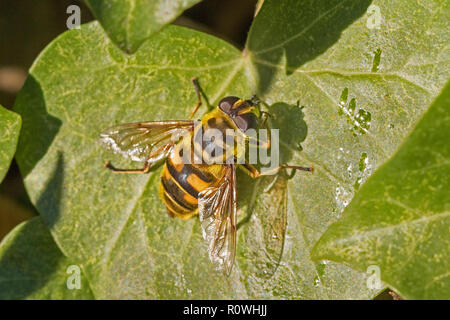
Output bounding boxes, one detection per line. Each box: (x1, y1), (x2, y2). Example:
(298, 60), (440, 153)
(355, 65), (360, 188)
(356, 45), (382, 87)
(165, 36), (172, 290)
(99, 78), (313, 275)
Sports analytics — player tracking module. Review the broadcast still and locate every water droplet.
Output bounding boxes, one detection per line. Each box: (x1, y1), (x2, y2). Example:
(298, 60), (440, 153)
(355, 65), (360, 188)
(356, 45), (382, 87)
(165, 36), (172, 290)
(353, 152), (372, 190)
(354, 108), (372, 133)
(337, 89), (371, 136)
(371, 48), (382, 72)
(347, 163), (353, 179)
(359, 152), (368, 172)
(353, 176), (362, 189)
(335, 184), (353, 216)
(317, 262), (326, 277)
(348, 98), (356, 114)
(313, 276), (321, 287)
(340, 88), (349, 106)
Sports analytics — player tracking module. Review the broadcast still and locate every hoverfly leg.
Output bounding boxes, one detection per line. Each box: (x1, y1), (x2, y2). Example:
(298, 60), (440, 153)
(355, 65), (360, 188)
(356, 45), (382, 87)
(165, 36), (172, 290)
(240, 162), (313, 179)
(282, 165), (314, 174)
(287, 168), (297, 180)
(266, 165), (314, 178)
(104, 160), (151, 173)
(188, 77), (202, 120)
(260, 111), (272, 129)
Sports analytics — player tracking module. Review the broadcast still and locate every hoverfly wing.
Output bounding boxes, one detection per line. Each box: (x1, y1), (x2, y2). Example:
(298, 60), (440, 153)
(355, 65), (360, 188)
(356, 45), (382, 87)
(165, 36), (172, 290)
(198, 164), (237, 276)
(99, 120), (194, 162)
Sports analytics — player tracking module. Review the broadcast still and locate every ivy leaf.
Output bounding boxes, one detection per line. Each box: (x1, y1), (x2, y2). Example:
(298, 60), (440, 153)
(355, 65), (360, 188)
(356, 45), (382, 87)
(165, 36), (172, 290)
(12, 0), (448, 299)
(15, 23), (257, 299)
(243, 0), (449, 298)
(14, 22), (374, 299)
(0, 105), (21, 182)
(0, 217), (94, 299)
(85, 0), (202, 53)
(311, 82), (450, 300)
(248, 0), (373, 91)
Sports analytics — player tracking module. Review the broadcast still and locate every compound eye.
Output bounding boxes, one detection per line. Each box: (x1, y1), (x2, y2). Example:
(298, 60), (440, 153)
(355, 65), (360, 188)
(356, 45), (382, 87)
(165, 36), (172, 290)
(233, 113), (258, 132)
(218, 96), (240, 113)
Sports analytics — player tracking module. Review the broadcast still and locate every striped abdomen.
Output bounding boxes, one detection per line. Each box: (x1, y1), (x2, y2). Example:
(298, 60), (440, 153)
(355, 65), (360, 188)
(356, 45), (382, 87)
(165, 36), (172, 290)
(159, 140), (223, 219)
(159, 108), (238, 219)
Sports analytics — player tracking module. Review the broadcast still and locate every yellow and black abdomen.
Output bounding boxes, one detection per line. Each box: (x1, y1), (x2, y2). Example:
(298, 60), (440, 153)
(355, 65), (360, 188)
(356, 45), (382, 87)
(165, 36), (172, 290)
(159, 142), (223, 219)
(159, 107), (237, 219)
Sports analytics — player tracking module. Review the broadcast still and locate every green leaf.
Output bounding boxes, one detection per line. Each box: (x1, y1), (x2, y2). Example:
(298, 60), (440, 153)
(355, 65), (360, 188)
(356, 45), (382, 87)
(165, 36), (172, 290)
(15, 22), (259, 299)
(244, 0), (449, 297)
(14, 0), (448, 299)
(311, 82), (450, 300)
(0, 105), (21, 182)
(85, 0), (202, 53)
(248, 0), (373, 92)
(0, 217), (94, 299)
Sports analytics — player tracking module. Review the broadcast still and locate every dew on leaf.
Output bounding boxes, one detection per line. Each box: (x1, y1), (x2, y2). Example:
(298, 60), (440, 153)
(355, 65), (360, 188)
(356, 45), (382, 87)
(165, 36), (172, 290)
(313, 260), (328, 287)
(335, 184), (353, 216)
(348, 98), (357, 114)
(347, 163), (353, 178)
(316, 262), (326, 277)
(371, 48), (382, 72)
(313, 276), (321, 287)
(354, 152), (372, 190)
(337, 89), (371, 136)
(359, 152), (368, 172)
(355, 108), (372, 132)
(337, 146), (348, 160)
(353, 176), (362, 190)
(339, 87), (349, 106)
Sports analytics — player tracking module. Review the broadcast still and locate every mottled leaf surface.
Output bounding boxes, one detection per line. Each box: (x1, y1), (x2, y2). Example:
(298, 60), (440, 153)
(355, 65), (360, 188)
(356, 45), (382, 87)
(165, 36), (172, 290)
(15, 23), (256, 299)
(12, 0), (449, 299)
(312, 82), (450, 300)
(0, 105), (21, 182)
(0, 217), (94, 299)
(243, 0), (449, 298)
(85, 0), (202, 53)
(13, 22), (371, 299)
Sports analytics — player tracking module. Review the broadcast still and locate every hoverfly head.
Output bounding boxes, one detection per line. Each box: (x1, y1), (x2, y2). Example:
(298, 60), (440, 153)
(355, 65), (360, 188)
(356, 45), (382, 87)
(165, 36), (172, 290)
(218, 96), (261, 133)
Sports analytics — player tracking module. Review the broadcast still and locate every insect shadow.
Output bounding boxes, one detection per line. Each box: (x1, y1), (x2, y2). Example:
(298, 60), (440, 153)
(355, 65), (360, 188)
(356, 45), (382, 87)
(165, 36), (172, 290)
(237, 101), (308, 227)
(236, 101), (308, 279)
